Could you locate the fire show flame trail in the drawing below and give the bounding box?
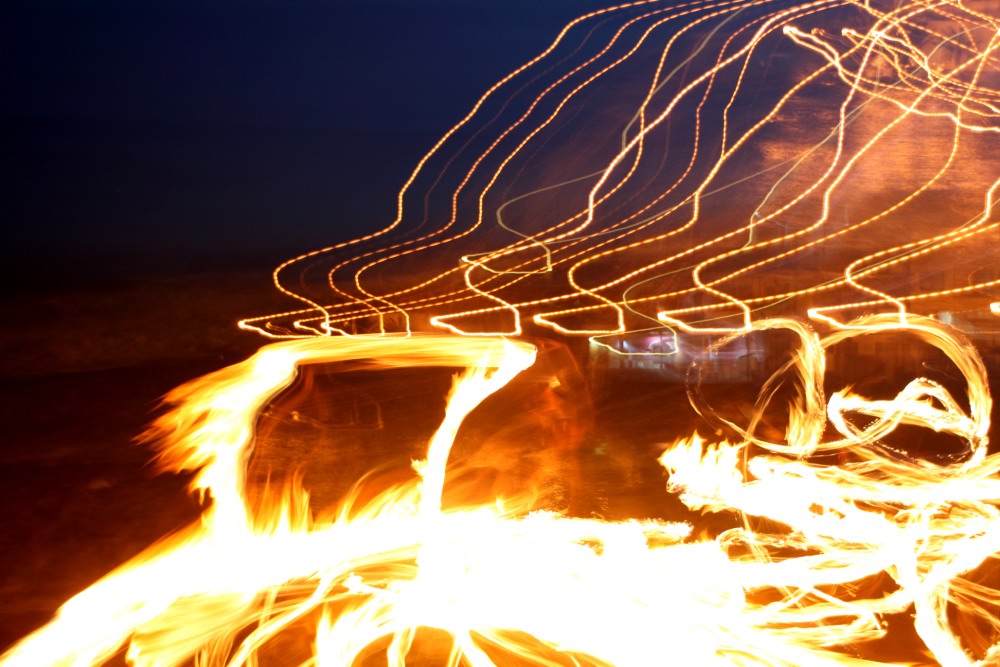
[0,317,993,666]
[236,0,998,339]
[3,0,999,665]
[0,319,993,666]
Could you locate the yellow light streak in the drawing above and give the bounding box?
[7,1,999,664]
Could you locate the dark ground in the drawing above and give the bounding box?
[0,269,279,648]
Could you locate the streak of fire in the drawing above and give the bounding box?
[3,0,1000,664]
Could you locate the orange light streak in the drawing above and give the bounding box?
[5,1,999,665]
[239,0,996,341]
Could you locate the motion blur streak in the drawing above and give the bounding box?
[236,0,997,339]
[2,0,998,665]
[0,316,994,666]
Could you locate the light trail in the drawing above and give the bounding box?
[238,0,997,340]
[3,1,998,665]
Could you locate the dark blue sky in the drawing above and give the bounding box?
[4,0,604,279]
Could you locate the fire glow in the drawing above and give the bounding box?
[3,0,999,665]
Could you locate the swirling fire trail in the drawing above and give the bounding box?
[2,0,998,665]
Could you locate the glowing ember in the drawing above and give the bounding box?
[3,0,997,665]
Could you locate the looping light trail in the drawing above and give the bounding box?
[3,1,998,665]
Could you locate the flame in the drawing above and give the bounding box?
[4,0,998,664]
[0,315,995,666]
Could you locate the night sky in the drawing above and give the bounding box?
[5,0,605,283]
